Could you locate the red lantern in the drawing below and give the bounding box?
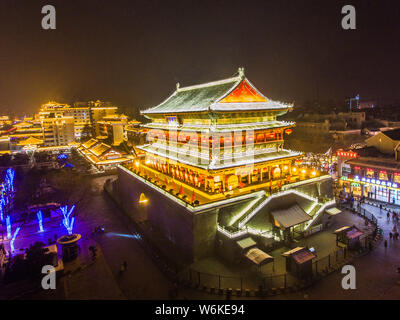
[285,129,292,135]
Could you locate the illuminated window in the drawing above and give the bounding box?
[366,168,374,178]
[272,167,281,179]
[165,116,178,126]
[394,173,400,184]
[379,171,388,181]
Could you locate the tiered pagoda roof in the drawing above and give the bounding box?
[142,69,293,116]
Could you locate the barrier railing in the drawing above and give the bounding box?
[178,248,349,292]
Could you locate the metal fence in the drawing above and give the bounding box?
[179,248,349,292]
[359,207,378,225]
[312,248,347,276]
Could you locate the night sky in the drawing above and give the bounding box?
[0,0,399,115]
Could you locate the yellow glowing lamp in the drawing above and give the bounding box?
[301,169,306,174]
[283,165,288,171]
[135,161,140,168]
[311,170,317,176]
[292,167,297,173]
[139,193,148,205]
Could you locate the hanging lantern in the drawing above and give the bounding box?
[272,167,281,178]
[285,128,293,135]
[246,135,254,142]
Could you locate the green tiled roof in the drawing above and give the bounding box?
[142,77,240,115]
[141,74,293,115]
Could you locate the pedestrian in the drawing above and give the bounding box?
[123,260,127,270]
[120,263,125,274]
[390,232,393,240]
[395,232,399,240]
[387,211,390,219]
[384,239,388,248]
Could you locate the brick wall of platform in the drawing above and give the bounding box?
[116,166,217,263]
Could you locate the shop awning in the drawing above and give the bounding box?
[245,247,274,266]
[334,226,351,233]
[346,228,363,239]
[271,204,312,229]
[334,226,363,239]
[282,247,316,264]
[236,237,257,251]
[326,207,342,216]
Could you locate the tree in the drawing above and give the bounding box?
[25,241,55,279]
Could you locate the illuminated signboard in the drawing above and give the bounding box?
[357,177,398,188]
[342,176,399,188]
[336,151,357,158]
[165,116,178,126]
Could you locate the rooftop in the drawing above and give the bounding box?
[141,68,293,115]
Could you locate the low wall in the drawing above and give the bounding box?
[115,166,217,263]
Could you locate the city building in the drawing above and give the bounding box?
[77,138,133,171]
[97,114,129,145]
[115,68,335,262]
[295,111,366,133]
[0,116,12,128]
[89,101,118,137]
[40,102,91,140]
[338,128,400,204]
[124,120,145,146]
[38,109,75,147]
[7,120,44,151]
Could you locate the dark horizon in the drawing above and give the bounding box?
[0,0,399,116]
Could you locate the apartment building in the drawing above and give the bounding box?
[39,110,75,147]
[97,114,129,145]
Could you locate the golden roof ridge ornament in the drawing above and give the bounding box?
[238,67,245,79]
[176,82,180,91]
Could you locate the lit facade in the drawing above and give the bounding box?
[133,69,315,203]
[97,114,129,145]
[40,102,91,140]
[38,108,75,147]
[339,128,400,204]
[113,69,335,262]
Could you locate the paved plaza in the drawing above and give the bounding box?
[2,176,400,300]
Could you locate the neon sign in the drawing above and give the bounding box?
[336,151,357,158]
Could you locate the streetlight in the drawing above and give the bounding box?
[349,94,360,111]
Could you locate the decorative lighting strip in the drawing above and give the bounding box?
[217,225,247,239]
[118,165,265,213]
[229,196,264,226]
[304,200,336,231]
[341,176,399,189]
[281,175,331,190]
[217,225,279,240]
[238,189,319,229]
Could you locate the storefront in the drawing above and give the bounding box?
[341,176,400,204]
